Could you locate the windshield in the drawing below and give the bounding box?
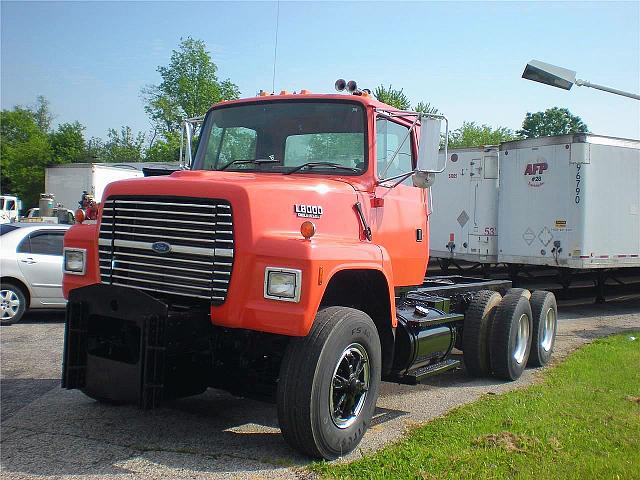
[192,101,366,174]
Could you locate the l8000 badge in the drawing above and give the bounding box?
[294,204,323,219]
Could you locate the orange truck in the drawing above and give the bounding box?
[61,82,558,459]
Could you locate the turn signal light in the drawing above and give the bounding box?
[74,209,85,224]
[300,221,316,240]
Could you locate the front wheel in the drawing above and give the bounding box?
[1,282,27,325]
[277,307,381,459]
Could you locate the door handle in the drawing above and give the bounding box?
[20,258,37,264]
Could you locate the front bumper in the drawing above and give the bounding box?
[62,284,211,408]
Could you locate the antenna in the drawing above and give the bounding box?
[272,1,280,93]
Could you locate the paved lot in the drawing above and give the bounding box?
[1,297,639,480]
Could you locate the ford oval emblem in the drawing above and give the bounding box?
[151,241,171,254]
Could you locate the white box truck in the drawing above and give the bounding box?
[429,146,500,264]
[497,134,640,269]
[45,164,143,211]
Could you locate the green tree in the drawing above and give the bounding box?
[414,101,439,115]
[85,137,105,162]
[517,107,588,138]
[32,95,55,132]
[0,108,52,207]
[374,84,411,110]
[142,37,240,136]
[102,126,146,163]
[144,132,182,163]
[49,122,87,164]
[448,121,517,148]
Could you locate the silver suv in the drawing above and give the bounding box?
[1,223,71,324]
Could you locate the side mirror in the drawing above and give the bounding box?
[416,116,447,173]
[414,115,448,189]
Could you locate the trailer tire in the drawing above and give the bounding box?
[506,288,531,300]
[277,306,381,459]
[527,291,557,367]
[462,290,502,377]
[489,294,533,380]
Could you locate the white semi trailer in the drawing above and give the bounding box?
[45,164,143,210]
[429,134,640,273]
[429,146,500,265]
[497,134,640,269]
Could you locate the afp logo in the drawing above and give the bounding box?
[524,162,548,187]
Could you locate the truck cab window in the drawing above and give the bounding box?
[284,133,364,168]
[204,126,257,169]
[193,101,366,174]
[376,118,414,184]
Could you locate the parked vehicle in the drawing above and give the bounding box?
[45,163,143,211]
[26,207,76,224]
[1,223,71,324]
[61,84,558,459]
[430,146,500,264]
[498,134,640,269]
[0,195,21,224]
[430,135,640,271]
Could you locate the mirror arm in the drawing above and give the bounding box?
[376,170,416,189]
[179,124,185,169]
[432,115,449,174]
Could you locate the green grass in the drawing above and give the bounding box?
[311,333,640,480]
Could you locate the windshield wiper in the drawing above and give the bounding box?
[218,158,279,171]
[284,162,360,175]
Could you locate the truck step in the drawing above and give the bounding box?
[399,358,461,385]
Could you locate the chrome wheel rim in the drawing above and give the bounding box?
[0,290,20,320]
[329,343,370,429]
[540,307,556,352]
[513,313,530,365]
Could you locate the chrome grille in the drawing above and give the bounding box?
[98,197,233,304]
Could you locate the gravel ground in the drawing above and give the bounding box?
[1,297,639,480]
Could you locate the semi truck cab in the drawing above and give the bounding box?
[61,88,558,459]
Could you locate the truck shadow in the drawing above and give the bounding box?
[0,384,407,477]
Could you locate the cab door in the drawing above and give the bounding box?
[16,229,66,306]
[371,116,428,286]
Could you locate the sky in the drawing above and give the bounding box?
[2,1,639,141]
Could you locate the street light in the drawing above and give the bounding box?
[522,59,640,100]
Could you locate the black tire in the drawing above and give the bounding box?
[462,290,502,377]
[527,290,557,367]
[0,282,27,325]
[505,288,531,300]
[277,307,381,459]
[489,293,533,380]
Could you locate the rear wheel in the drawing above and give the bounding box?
[489,293,533,380]
[277,307,381,459]
[527,291,557,367]
[462,290,502,377]
[0,282,27,325]
[505,288,531,300]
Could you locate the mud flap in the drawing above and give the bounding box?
[62,284,169,409]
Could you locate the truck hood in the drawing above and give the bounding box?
[100,170,365,244]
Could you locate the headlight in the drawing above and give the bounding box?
[264,267,302,302]
[64,248,86,275]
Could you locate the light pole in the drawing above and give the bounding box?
[522,60,640,100]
